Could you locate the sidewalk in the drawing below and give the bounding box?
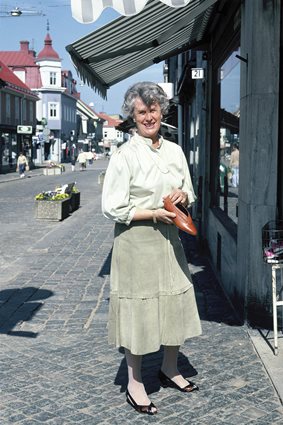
[0,165,283,424]
[0,165,44,183]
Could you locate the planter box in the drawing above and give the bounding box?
[43,167,62,176]
[70,192,80,212]
[35,198,70,221]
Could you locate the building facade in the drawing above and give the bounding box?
[98,112,125,155]
[0,59,38,173]
[167,0,282,326]
[0,33,78,165]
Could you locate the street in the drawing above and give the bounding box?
[0,162,283,424]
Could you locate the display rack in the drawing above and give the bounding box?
[271,264,283,355]
[262,220,283,355]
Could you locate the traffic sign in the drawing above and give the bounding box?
[17,125,33,134]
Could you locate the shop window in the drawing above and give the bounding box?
[22,98,27,122]
[218,49,240,224]
[1,133,17,167]
[29,101,34,121]
[6,94,11,118]
[15,97,20,120]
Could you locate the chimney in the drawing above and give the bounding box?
[20,41,29,52]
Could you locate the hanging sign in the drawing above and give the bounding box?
[17,125,33,134]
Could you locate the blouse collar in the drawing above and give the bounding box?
[132,133,164,150]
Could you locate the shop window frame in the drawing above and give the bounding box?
[209,7,241,233]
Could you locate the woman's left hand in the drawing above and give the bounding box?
[167,189,188,206]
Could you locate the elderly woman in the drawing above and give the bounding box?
[102,82,201,415]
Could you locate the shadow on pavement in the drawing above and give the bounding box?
[98,250,112,277]
[179,231,242,327]
[0,287,53,338]
[114,347,198,395]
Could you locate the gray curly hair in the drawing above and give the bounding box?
[122,81,169,118]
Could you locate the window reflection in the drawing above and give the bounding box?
[1,133,17,167]
[219,49,240,224]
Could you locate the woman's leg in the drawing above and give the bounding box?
[235,167,239,187]
[232,168,238,187]
[161,345,191,388]
[125,348,156,409]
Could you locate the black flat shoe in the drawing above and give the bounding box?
[126,389,157,415]
[158,370,199,393]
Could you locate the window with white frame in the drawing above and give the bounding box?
[49,102,58,119]
[50,72,57,85]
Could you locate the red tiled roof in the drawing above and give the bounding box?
[98,112,123,127]
[0,43,42,89]
[0,59,38,98]
[37,33,60,60]
[0,51,36,66]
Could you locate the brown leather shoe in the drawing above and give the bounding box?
[163,196,197,236]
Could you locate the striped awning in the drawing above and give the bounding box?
[72,0,197,24]
[67,0,218,98]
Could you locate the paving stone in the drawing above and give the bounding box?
[0,164,282,424]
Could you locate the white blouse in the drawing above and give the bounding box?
[102,134,196,225]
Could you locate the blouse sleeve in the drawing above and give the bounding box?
[101,149,136,225]
[180,150,197,205]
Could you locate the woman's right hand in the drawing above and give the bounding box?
[155,208,176,224]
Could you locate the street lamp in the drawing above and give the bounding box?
[10,7,22,16]
[0,7,44,17]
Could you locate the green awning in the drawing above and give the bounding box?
[66,0,218,98]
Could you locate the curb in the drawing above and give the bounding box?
[0,171,43,184]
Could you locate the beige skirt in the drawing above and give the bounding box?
[108,221,202,355]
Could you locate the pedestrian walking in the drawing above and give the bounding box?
[102,81,202,415]
[86,151,94,165]
[16,152,29,178]
[230,143,239,187]
[77,150,87,171]
[71,156,76,172]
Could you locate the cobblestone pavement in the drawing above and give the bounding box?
[0,163,283,424]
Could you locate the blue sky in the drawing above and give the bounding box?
[0,0,163,115]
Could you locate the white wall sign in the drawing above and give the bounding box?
[17,125,32,134]
[191,68,204,79]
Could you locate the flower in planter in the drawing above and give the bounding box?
[71,185,79,193]
[35,191,70,201]
[47,161,65,172]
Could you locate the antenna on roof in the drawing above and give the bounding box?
[47,19,50,32]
